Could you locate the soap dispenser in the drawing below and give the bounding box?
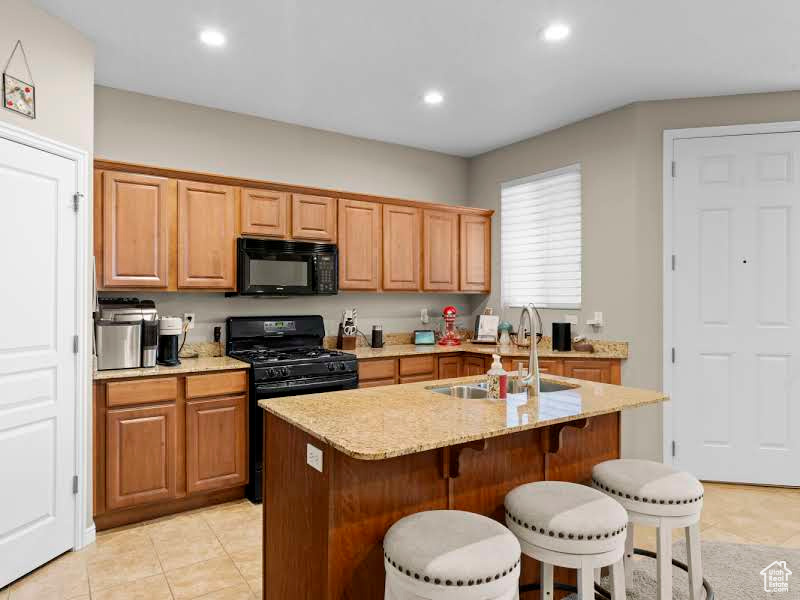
[487,354,508,399]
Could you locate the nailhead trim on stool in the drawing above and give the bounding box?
[591,478,704,505]
[504,509,627,542]
[383,550,521,587]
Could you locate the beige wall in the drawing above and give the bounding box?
[94,86,477,339]
[0,0,94,151]
[468,91,800,461]
[95,86,467,204]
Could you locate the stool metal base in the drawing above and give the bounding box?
[519,548,715,600]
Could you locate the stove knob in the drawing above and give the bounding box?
[337,362,346,371]
[280,367,289,377]
[266,368,277,378]
[327,362,336,371]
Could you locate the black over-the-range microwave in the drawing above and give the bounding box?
[230,237,338,296]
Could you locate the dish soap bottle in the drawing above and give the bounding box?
[486,354,508,400]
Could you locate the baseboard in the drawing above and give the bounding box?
[82,523,96,548]
[94,486,246,531]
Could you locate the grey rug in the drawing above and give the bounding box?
[564,541,800,599]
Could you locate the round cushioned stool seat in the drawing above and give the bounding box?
[592,459,704,517]
[505,481,628,555]
[383,510,521,591]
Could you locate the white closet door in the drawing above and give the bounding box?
[673,132,800,485]
[0,136,77,586]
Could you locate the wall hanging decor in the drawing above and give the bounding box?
[3,40,35,119]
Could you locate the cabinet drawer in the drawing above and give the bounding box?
[398,355,436,377]
[538,359,564,376]
[186,371,248,399]
[399,374,436,384]
[106,377,178,408]
[359,359,397,382]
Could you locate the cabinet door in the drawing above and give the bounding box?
[186,395,248,494]
[459,214,491,292]
[538,359,564,376]
[106,404,177,511]
[463,356,486,377]
[338,199,381,290]
[398,355,437,381]
[562,359,612,383]
[177,180,236,289]
[292,194,337,241]
[438,356,461,379]
[241,188,289,238]
[102,171,170,288]
[422,210,459,291]
[383,204,421,291]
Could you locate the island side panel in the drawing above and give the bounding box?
[264,412,331,600]
[450,428,546,588]
[544,412,621,482]
[328,447,449,599]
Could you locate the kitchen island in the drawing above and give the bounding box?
[259,374,667,599]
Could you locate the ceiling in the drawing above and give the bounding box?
[34,0,800,156]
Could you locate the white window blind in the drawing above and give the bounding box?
[501,164,582,309]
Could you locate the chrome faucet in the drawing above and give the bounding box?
[518,303,541,396]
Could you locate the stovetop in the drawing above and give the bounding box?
[229,345,355,366]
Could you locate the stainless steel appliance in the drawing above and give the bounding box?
[226,315,357,502]
[141,320,158,367]
[232,238,338,296]
[94,298,157,370]
[157,316,183,366]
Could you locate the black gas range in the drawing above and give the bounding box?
[226,315,358,502]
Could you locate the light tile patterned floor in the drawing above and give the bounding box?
[1,483,798,599]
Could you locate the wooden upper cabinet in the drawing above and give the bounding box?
[177,180,236,289]
[241,188,289,238]
[382,205,421,291]
[459,214,491,292]
[338,199,381,290]
[422,210,459,291]
[291,194,337,241]
[106,403,177,511]
[101,171,170,288]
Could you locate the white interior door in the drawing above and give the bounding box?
[0,136,78,586]
[673,132,800,485]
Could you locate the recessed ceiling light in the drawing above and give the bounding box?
[542,23,570,42]
[200,29,226,47]
[423,90,444,105]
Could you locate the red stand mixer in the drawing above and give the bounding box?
[437,305,462,346]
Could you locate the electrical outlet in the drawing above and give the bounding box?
[183,313,195,330]
[563,314,578,326]
[307,443,323,472]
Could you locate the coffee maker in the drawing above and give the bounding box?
[157,316,183,366]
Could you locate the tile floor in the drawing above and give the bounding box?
[1,483,798,599]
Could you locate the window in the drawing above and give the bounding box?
[501,164,582,309]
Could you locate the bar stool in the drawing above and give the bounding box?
[592,459,705,600]
[383,510,522,600]
[505,481,628,600]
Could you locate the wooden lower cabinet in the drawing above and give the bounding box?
[562,359,619,384]
[106,403,177,511]
[462,355,487,377]
[186,395,247,494]
[359,354,622,388]
[437,355,461,379]
[94,369,249,529]
[398,355,437,383]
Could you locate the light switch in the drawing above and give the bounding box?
[307,443,323,472]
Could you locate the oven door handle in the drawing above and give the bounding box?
[256,375,357,395]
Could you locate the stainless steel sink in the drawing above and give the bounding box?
[427,379,576,398]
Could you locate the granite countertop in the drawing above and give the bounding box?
[93,356,249,380]
[259,374,666,460]
[352,340,628,361]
